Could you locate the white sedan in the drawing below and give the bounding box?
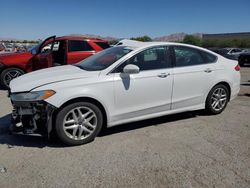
[9,42,240,145]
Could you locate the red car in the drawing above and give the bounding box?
[0,35,110,88]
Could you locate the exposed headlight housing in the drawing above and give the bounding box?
[10,90,56,102]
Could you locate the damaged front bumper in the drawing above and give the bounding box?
[10,98,57,137]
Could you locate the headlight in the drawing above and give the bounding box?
[10,90,56,101]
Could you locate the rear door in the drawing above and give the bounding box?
[67,40,95,64]
[171,46,218,109]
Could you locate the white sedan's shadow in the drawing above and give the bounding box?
[0,111,204,148]
[0,114,56,148]
[0,86,7,91]
[99,112,198,137]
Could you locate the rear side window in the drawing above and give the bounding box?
[174,46,216,67]
[95,42,110,49]
[68,40,94,52]
[200,51,217,63]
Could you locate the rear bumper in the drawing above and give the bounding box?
[230,72,240,101]
[10,100,56,137]
[231,85,240,100]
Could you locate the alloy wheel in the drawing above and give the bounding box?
[210,87,227,111]
[62,106,98,140]
[4,69,23,85]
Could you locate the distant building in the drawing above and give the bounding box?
[202,32,250,40]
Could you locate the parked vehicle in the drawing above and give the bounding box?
[210,48,239,60]
[9,42,240,145]
[0,43,5,51]
[226,48,244,56]
[238,51,250,66]
[114,39,144,46]
[0,35,110,89]
[210,48,250,66]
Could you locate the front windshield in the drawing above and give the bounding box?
[76,46,133,71]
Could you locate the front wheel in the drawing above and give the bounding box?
[205,84,230,114]
[55,102,103,146]
[0,68,25,89]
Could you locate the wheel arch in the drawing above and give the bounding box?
[0,65,27,88]
[0,65,27,74]
[210,81,231,101]
[52,97,108,130]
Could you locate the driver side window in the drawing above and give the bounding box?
[41,43,52,53]
[115,46,171,72]
[41,41,60,53]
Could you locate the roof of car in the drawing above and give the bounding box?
[55,35,107,42]
[116,39,220,57]
[224,48,242,50]
[115,39,193,48]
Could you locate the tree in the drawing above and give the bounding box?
[183,35,202,46]
[202,38,250,48]
[108,40,119,45]
[130,35,152,42]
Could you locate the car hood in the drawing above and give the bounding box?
[0,52,32,62]
[0,52,33,66]
[10,65,100,93]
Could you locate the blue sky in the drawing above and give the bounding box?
[0,0,250,40]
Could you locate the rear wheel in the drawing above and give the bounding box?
[0,67,25,89]
[205,84,229,114]
[55,102,103,146]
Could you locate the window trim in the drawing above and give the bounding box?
[172,45,218,68]
[108,45,174,74]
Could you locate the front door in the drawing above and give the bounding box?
[33,50,52,71]
[112,46,173,123]
[32,37,55,71]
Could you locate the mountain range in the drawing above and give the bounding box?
[0,33,203,42]
[69,33,203,42]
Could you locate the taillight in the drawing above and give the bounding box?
[235,64,240,71]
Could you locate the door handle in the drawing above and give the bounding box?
[204,68,212,73]
[157,73,170,78]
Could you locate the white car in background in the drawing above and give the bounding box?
[114,39,144,47]
[9,42,240,145]
[226,48,244,55]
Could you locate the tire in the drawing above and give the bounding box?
[55,102,103,146]
[205,84,229,115]
[0,67,25,89]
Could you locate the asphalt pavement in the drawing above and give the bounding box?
[0,67,250,188]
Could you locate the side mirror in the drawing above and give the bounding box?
[123,64,140,74]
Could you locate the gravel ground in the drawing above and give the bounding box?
[0,67,250,188]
